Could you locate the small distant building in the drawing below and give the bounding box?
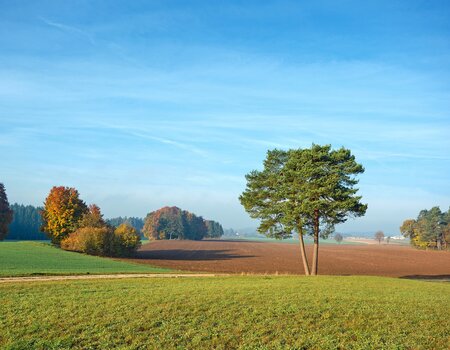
[391,235,405,240]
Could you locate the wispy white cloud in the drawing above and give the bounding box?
[39,17,96,45]
[131,132,210,158]
[91,123,211,158]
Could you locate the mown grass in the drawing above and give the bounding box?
[1,276,448,349]
[0,241,171,276]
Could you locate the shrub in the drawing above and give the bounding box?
[114,223,141,257]
[61,224,141,257]
[61,226,114,256]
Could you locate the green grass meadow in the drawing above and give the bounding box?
[1,276,449,349]
[0,241,170,276]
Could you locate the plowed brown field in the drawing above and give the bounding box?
[131,239,450,278]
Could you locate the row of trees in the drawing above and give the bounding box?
[0,184,224,245]
[0,202,145,242]
[400,207,450,250]
[142,206,223,240]
[41,186,141,257]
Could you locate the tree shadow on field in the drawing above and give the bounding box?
[399,275,450,282]
[136,249,256,261]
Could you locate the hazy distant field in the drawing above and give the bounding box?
[1,276,448,349]
[0,241,171,276]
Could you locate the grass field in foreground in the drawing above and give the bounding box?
[0,241,171,276]
[1,276,448,349]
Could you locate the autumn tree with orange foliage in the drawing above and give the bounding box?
[61,226,112,256]
[143,206,184,239]
[41,186,88,245]
[79,204,106,228]
[61,204,141,257]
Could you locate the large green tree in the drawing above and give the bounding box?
[0,183,14,240]
[240,144,367,275]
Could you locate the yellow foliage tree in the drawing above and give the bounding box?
[114,223,141,256]
[41,186,88,245]
[61,226,114,256]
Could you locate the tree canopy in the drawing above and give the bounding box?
[0,183,13,240]
[114,223,141,256]
[40,186,88,245]
[205,220,225,238]
[400,206,449,250]
[142,206,223,240]
[239,144,367,275]
[79,204,107,228]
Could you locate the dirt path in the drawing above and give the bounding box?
[0,273,221,284]
[130,239,450,278]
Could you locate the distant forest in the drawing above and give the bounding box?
[7,205,147,240]
[8,204,46,240]
[106,217,145,237]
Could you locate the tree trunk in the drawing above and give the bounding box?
[311,210,319,276]
[297,226,310,276]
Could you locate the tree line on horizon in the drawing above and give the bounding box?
[7,203,46,240]
[0,204,147,241]
[0,204,223,242]
[0,183,223,257]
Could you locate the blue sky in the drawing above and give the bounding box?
[1,0,449,234]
